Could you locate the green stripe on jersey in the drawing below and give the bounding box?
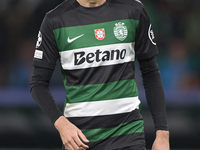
[82,120,144,142]
[53,19,139,51]
[65,79,138,103]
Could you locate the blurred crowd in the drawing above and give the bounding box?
[0,0,63,88]
[145,0,200,90]
[0,0,200,90]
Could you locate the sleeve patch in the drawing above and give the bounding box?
[36,31,42,48]
[148,24,157,46]
[34,50,43,59]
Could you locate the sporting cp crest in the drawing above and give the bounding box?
[114,22,128,41]
[95,28,105,40]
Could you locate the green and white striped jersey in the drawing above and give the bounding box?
[33,0,158,149]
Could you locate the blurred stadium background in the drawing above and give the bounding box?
[0,0,200,149]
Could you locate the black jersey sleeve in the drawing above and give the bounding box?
[138,56,169,131]
[135,4,169,131]
[33,14,59,69]
[30,66,63,124]
[31,14,62,124]
[135,5,158,60]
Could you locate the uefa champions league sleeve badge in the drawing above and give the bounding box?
[36,31,42,48]
[148,24,156,45]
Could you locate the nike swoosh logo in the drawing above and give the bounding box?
[67,34,84,43]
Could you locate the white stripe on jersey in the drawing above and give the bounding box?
[59,42,135,70]
[64,96,140,117]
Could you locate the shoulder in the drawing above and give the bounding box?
[107,0,145,18]
[108,0,143,9]
[45,0,78,20]
[107,0,145,20]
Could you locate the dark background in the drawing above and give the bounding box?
[0,0,200,149]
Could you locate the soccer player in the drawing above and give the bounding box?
[30,0,170,150]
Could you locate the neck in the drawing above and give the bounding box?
[77,0,106,7]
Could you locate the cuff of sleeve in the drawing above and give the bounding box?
[51,111,63,124]
[155,125,169,131]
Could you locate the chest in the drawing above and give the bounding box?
[53,19,138,52]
